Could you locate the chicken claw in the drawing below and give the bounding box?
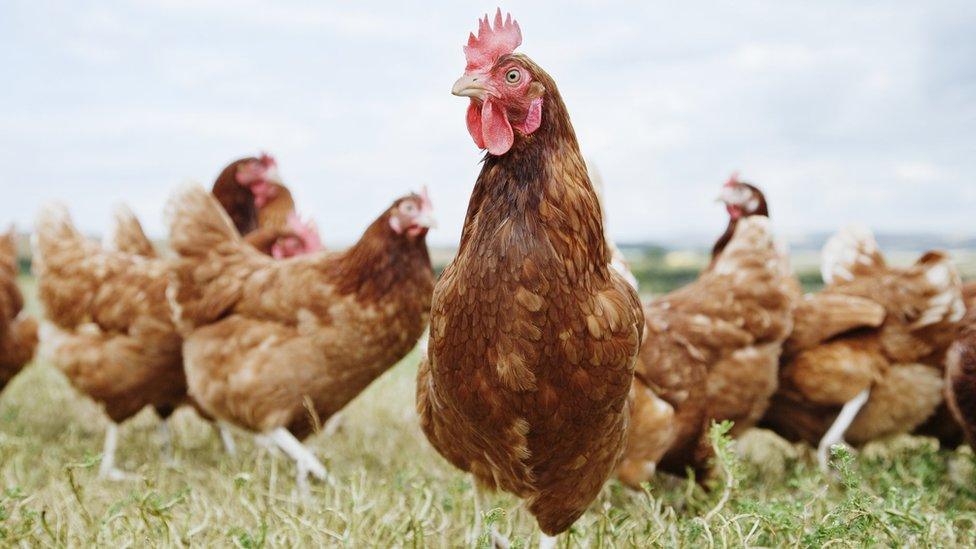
[268,427,327,495]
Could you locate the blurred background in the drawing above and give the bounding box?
[2,1,974,290]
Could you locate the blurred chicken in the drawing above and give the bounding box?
[104,205,157,258]
[211,154,323,258]
[618,176,796,487]
[102,205,241,453]
[710,174,768,264]
[33,205,187,479]
[0,227,37,393]
[946,308,976,450]
[167,185,434,491]
[763,225,965,471]
[417,12,643,548]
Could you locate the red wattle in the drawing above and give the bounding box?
[466,100,485,149]
[481,98,514,155]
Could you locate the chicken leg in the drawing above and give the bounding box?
[157,421,176,466]
[217,421,237,456]
[539,533,558,549]
[99,424,138,481]
[818,388,870,472]
[267,427,327,496]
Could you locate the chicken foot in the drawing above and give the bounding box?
[817,388,870,473]
[267,427,327,496]
[99,423,139,481]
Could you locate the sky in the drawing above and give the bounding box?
[1,1,974,247]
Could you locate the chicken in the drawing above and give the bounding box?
[416,11,643,547]
[946,308,976,450]
[101,204,243,453]
[763,225,966,470]
[33,205,187,479]
[710,173,769,265]
[166,185,435,491]
[617,177,796,487]
[211,154,323,259]
[0,227,37,393]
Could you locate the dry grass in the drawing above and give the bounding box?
[1,277,975,547]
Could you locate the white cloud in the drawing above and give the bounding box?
[0,1,973,246]
[894,162,944,183]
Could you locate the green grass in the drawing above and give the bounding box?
[2,280,975,547]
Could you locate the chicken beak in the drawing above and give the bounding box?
[264,165,284,185]
[452,74,489,100]
[415,212,438,230]
[716,186,734,204]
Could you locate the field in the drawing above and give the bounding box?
[2,275,976,547]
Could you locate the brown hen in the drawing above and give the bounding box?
[166,185,434,491]
[618,178,796,487]
[763,225,966,470]
[416,11,643,546]
[33,205,187,479]
[211,154,322,258]
[0,227,37,393]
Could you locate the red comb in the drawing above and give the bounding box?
[287,213,323,253]
[724,172,741,187]
[258,152,277,168]
[419,185,433,212]
[464,8,522,71]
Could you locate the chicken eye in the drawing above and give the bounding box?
[505,69,521,84]
[402,203,417,214]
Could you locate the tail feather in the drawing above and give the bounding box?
[106,204,156,258]
[908,251,965,329]
[821,224,886,285]
[165,184,260,330]
[786,293,886,353]
[32,203,88,273]
[0,226,16,271]
[166,184,242,259]
[32,204,108,327]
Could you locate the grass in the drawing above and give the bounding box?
[2,279,976,547]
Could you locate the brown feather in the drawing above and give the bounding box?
[0,228,37,391]
[107,205,157,258]
[32,206,186,422]
[946,324,976,449]
[621,215,796,484]
[417,55,643,536]
[764,233,965,446]
[168,186,433,439]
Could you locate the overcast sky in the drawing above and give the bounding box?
[2,1,974,246]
